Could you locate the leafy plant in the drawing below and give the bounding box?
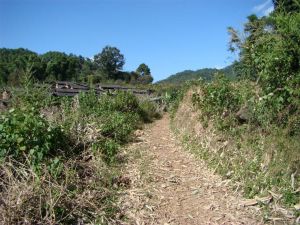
[0,108,66,169]
[100,111,139,143]
[139,100,161,122]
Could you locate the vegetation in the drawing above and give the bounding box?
[169,0,300,220]
[136,63,154,84]
[1,0,299,222]
[273,0,300,13]
[157,64,237,85]
[0,71,160,224]
[0,46,154,86]
[94,46,125,80]
[0,107,66,169]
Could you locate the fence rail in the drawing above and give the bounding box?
[1,82,158,104]
[51,82,153,97]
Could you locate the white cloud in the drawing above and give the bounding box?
[263,6,274,16]
[253,0,272,14]
[214,65,224,70]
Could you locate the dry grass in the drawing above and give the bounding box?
[0,151,119,225]
[0,90,162,224]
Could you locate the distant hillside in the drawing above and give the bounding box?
[157,64,237,84]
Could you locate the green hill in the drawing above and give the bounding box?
[157,64,237,84]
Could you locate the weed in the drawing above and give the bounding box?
[0,77,161,223]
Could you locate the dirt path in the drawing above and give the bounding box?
[119,115,262,225]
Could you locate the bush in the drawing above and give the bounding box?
[93,139,120,163]
[0,67,161,223]
[100,111,139,143]
[139,100,161,122]
[112,91,140,113]
[229,11,300,129]
[0,108,66,169]
[0,86,161,223]
[191,74,241,130]
[164,86,186,119]
[57,91,159,162]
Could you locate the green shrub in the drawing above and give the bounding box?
[165,87,186,119]
[93,139,120,163]
[77,90,99,115]
[112,91,140,113]
[191,74,241,129]
[100,111,139,143]
[92,91,140,114]
[57,91,159,162]
[0,71,160,223]
[139,100,161,122]
[229,11,300,129]
[0,108,66,169]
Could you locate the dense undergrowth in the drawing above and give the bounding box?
[168,6,300,222]
[0,74,161,224]
[169,76,299,221]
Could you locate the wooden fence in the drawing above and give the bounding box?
[51,82,154,97]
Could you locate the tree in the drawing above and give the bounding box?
[0,48,46,85]
[228,1,300,112]
[228,15,268,80]
[136,63,151,76]
[42,52,69,80]
[27,54,45,81]
[135,63,153,84]
[273,0,300,13]
[41,51,86,81]
[93,46,125,79]
[137,74,153,84]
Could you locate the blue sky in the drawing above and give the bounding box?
[0,0,273,81]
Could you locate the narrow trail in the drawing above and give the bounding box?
[119,115,262,225]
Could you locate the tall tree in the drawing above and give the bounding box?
[136,63,153,84]
[42,52,70,81]
[229,1,300,97]
[0,48,45,85]
[273,0,300,13]
[93,46,125,79]
[136,63,151,76]
[228,15,267,80]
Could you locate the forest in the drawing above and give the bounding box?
[0,46,154,86]
[157,64,237,84]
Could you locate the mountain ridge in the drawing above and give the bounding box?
[157,64,236,84]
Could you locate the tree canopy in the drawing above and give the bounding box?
[93,46,125,79]
[135,63,153,84]
[273,0,300,13]
[136,63,151,76]
[156,66,237,85]
[227,0,300,113]
[0,47,153,86]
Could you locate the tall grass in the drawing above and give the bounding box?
[169,76,299,220]
[0,73,161,224]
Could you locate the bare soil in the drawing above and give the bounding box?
[119,115,262,225]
